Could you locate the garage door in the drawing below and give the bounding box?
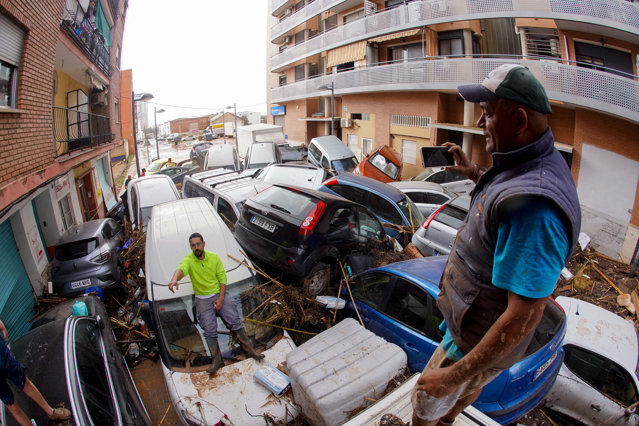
[0,221,35,341]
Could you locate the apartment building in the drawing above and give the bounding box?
[267,0,639,264]
[0,0,126,337]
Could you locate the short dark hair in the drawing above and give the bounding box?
[189,232,204,243]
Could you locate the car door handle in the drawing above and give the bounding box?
[404,342,420,352]
[591,404,601,412]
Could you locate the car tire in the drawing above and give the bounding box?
[301,262,330,296]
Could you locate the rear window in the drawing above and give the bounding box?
[369,152,400,180]
[251,186,318,218]
[55,238,98,260]
[331,157,358,173]
[435,204,467,229]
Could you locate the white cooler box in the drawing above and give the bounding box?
[286,318,407,426]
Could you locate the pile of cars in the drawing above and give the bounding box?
[40,136,637,426]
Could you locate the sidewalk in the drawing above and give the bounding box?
[112,158,138,197]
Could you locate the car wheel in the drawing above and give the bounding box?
[301,262,330,296]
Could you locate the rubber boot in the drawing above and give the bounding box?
[206,337,224,375]
[234,328,265,360]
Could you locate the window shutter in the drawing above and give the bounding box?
[0,13,25,66]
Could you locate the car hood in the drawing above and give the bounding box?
[161,335,299,425]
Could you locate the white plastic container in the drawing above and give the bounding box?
[286,318,407,426]
[254,364,291,396]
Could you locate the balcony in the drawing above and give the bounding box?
[271,0,351,42]
[271,58,639,124]
[272,0,293,16]
[53,106,114,157]
[60,4,112,76]
[270,0,639,72]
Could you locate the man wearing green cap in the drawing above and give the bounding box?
[406,64,582,425]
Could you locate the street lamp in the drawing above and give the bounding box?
[318,82,334,135]
[132,91,154,176]
[226,103,238,154]
[154,107,165,160]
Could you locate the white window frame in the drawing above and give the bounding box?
[402,139,417,165]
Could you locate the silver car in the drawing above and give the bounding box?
[411,195,471,256]
[389,181,455,217]
[409,166,477,195]
[51,218,123,297]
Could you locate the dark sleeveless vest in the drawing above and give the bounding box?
[437,129,581,369]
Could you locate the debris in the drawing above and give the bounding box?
[617,294,635,314]
[590,260,623,295]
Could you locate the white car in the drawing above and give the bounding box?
[543,296,639,425]
[127,175,180,230]
[409,166,477,195]
[389,181,455,217]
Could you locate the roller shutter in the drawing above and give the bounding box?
[0,12,25,66]
[0,221,35,341]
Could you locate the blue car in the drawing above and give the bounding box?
[343,256,567,424]
[318,173,424,245]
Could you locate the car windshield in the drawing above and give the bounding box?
[152,276,278,370]
[55,238,98,260]
[435,204,468,229]
[398,196,425,229]
[369,152,400,179]
[147,162,164,173]
[331,157,358,173]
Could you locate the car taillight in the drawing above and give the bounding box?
[422,204,446,229]
[299,201,326,236]
[91,251,111,264]
[323,178,338,186]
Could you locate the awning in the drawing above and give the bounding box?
[327,41,367,68]
[369,29,422,43]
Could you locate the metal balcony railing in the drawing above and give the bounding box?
[270,0,639,72]
[60,3,112,76]
[271,0,347,41]
[53,106,114,157]
[272,0,291,16]
[271,57,639,124]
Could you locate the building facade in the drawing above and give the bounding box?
[267,0,639,263]
[0,0,126,337]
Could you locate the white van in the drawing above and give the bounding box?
[203,143,241,171]
[307,135,359,173]
[126,174,180,230]
[144,198,297,425]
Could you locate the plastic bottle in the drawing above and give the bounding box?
[413,387,464,421]
[72,300,88,316]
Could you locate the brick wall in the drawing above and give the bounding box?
[0,0,65,188]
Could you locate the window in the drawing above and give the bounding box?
[328,207,357,240]
[369,152,400,180]
[115,45,121,67]
[336,62,355,72]
[347,134,358,155]
[390,42,424,62]
[295,64,305,82]
[114,97,120,123]
[351,272,391,309]
[330,185,366,205]
[58,193,75,230]
[523,28,560,59]
[384,279,443,341]
[438,30,464,57]
[217,197,237,226]
[322,14,337,32]
[367,193,402,224]
[406,191,449,206]
[294,30,305,46]
[308,63,319,78]
[564,345,639,407]
[362,138,373,157]
[279,74,287,86]
[402,139,417,165]
[351,113,370,120]
[0,12,24,109]
[344,9,365,24]
[357,210,385,241]
[74,319,117,424]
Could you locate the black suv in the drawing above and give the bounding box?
[234,184,390,295]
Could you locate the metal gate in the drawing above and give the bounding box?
[0,221,35,341]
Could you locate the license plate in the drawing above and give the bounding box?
[534,350,558,381]
[70,278,92,289]
[251,215,276,233]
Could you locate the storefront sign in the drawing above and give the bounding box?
[54,176,70,196]
[271,105,286,116]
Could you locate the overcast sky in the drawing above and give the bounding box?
[121,0,268,123]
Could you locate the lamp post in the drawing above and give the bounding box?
[318,82,334,135]
[154,107,165,160]
[132,91,154,176]
[226,103,238,154]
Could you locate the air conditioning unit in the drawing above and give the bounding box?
[284,35,292,44]
[89,91,108,106]
[340,118,352,128]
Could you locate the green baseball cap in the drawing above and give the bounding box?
[458,64,552,114]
